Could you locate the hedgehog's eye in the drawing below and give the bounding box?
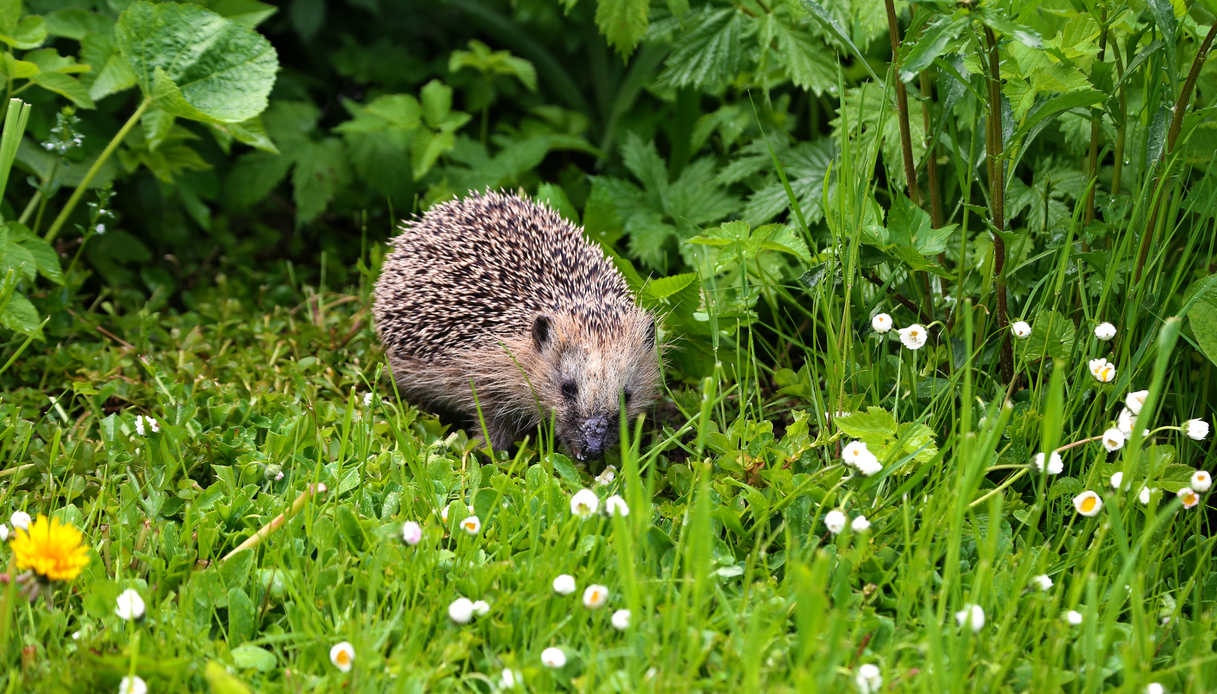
[561,381,578,401]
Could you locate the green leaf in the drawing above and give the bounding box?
[30,72,94,108]
[1018,309,1076,361]
[45,8,109,39]
[657,7,748,91]
[881,193,955,272]
[224,151,292,210]
[620,131,668,193]
[643,273,696,300]
[419,79,453,129]
[88,54,138,101]
[900,13,968,81]
[798,0,879,81]
[230,644,276,672]
[0,283,41,337]
[291,138,348,224]
[116,1,278,123]
[211,115,277,153]
[744,138,835,226]
[335,94,421,135]
[200,0,278,28]
[1,54,38,80]
[226,587,255,642]
[770,13,837,95]
[7,223,62,284]
[0,15,47,50]
[1185,274,1217,367]
[835,407,898,439]
[411,129,454,179]
[976,10,1042,48]
[595,0,648,57]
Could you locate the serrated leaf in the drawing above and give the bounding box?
[7,224,62,284]
[420,79,453,129]
[643,273,696,300]
[770,13,836,95]
[411,129,454,179]
[211,115,277,152]
[744,138,836,226]
[900,13,968,81]
[224,151,292,210]
[117,0,277,123]
[595,0,648,57]
[657,7,747,91]
[88,54,137,100]
[620,131,668,193]
[201,0,277,28]
[0,288,41,337]
[799,0,878,81]
[1185,274,1217,367]
[835,407,898,438]
[1019,309,1075,361]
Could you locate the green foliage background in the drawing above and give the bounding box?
[1,0,1216,691]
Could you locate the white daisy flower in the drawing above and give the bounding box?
[401,521,422,546]
[1139,487,1153,505]
[540,647,566,668]
[594,465,617,486]
[1073,490,1103,517]
[570,489,599,518]
[115,589,145,621]
[1110,472,1124,490]
[471,599,490,617]
[1031,574,1053,591]
[134,415,145,437]
[500,669,522,688]
[842,440,870,466]
[1064,610,1083,625]
[10,511,30,530]
[1094,322,1117,340]
[1011,321,1031,338]
[118,676,148,694]
[1190,470,1211,493]
[611,608,631,631]
[329,641,355,672]
[552,574,576,596]
[824,510,847,535]
[1146,683,1165,694]
[1033,451,1063,475]
[855,663,882,694]
[855,453,882,477]
[1125,390,1148,415]
[0,524,8,542]
[460,515,481,535]
[1116,408,1135,437]
[1184,419,1210,441]
[582,584,609,609]
[871,313,893,334]
[362,392,374,407]
[604,495,629,517]
[898,324,928,350]
[448,597,475,624]
[955,603,985,632]
[1102,428,1125,452]
[1088,358,1116,383]
[1177,488,1200,510]
[851,515,871,532]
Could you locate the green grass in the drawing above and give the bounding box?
[1,219,1214,692]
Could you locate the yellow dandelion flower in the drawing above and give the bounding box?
[10,515,90,581]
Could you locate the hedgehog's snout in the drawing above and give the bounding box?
[572,414,613,461]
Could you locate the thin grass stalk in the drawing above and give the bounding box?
[1134,22,1217,282]
[1083,9,1109,226]
[983,26,1014,383]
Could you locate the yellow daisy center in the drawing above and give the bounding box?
[10,515,90,582]
[1079,497,1097,513]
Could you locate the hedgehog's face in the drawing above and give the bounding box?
[531,311,660,461]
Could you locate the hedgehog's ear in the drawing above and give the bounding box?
[532,314,552,352]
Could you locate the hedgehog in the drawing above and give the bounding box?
[372,191,661,461]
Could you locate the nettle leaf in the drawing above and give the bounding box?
[656,7,750,92]
[448,40,537,91]
[1018,309,1075,361]
[876,193,955,273]
[767,12,836,95]
[831,82,926,191]
[116,1,277,123]
[620,131,668,195]
[595,0,648,57]
[900,13,968,81]
[835,407,897,439]
[224,151,292,210]
[1185,274,1217,368]
[744,138,836,227]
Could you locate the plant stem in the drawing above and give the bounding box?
[883,0,922,207]
[983,27,1014,384]
[1134,22,1217,283]
[44,96,151,244]
[1083,9,1108,226]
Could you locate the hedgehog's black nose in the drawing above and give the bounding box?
[579,415,610,459]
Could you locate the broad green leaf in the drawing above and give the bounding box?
[835,407,898,439]
[201,0,277,27]
[620,131,668,194]
[227,587,255,642]
[0,288,40,337]
[211,115,277,153]
[0,15,47,50]
[7,223,62,284]
[977,10,1042,48]
[116,1,277,123]
[643,273,696,300]
[420,79,453,129]
[291,138,348,224]
[30,72,94,108]
[224,152,291,210]
[798,0,879,81]
[411,129,454,179]
[45,8,111,39]
[88,54,137,101]
[334,94,421,135]
[1185,274,1217,367]
[230,644,276,672]
[0,54,37,80]
[596,0,648,57]
[770,13,836,95]
[1019,309,1076,361]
